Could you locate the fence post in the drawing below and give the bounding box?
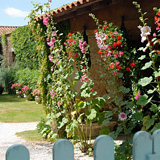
[133,131,152,160]
[6,144,29,160]
[53,139,74,160]
[94,135,114,160]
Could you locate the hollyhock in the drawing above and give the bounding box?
[52,31,56,36]
[46,38,49,41]
[51,97,54,99]
[51,66,53,71]
[90,88,94,92]
[119,51,124,55]
[135,92,140,100]
[130,62,135,67]
[57,102,60,107]
[117,35,121,40]
[118,112,127,121]
[112,42,117,48]
[68,32,72,37]
[43,17,49,26]
[116,65,121,69]
[126,67,131,71]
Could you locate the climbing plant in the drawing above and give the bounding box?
[11,25,39,69]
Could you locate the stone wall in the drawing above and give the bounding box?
[2,34,15,67]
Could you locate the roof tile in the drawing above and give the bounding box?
[0,26,19,36]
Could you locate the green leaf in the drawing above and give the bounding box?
[151,123,160,133]
[138,55,146,60]
[147,88,157,94]
[141,61,152,70]
[78,101,87,108]
[138,76,153,86]
[132,112,143,121]
[154,71,160,77]
[150,104,158,112]
[87,109,97,120]
[99,126,110,135]
[136,94,148,106]
[119,86,130,94]
[144,117,154,130]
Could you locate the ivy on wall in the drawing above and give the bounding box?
[11,25,39,69]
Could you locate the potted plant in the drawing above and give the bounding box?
[11,83,22,97]
[21,86,32,100]
[31,88,41,104]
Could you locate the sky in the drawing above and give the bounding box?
[0,0,74,26]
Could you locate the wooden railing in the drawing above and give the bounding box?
[5,129,160,160]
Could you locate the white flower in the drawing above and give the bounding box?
[118,112,127,121]
[141,26,151,36]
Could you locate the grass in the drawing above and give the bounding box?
[0,94,45,122]
[16,130,45,142]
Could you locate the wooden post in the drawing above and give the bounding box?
[6,144,29,160]
[94,135,114,160]
[53,139,74,160]
[133,131,152,160]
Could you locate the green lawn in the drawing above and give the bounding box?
[0,94,45,122]
[16,130,45,142]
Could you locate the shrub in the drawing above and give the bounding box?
[14,68,40,90]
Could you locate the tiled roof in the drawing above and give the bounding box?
[0,26,19,36]
[35,0,98,21]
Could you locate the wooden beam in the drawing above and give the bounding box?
[53,0,121,23]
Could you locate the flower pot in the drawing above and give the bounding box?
[79,121,117,138]
[35,95,41,104]
[16,90,21,98]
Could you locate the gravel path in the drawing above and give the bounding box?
[0,122,93,160]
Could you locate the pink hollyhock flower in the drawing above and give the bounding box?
[48,55,52,62]
[153,33,157,37]
[43,17,49,26]
[84,77,89,82]
[83,66,86,69]
[52,31,56,36]
[46,38,49,41]
[79,44,83,49]
[50,90,55,95]
[83,41,87,45]
[51,97,54,99]
[50,0,52,2]
[51,38,55,43]
[115,61,119,66]
[135,92,140,100]
[57,102,60,107]
[119,51,124,55]
[73,40,76,44]
[90,88,94,92]
[51,66,53,71]
[81,48,86,53]
[118,112,127,121]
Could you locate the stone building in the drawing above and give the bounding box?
[0,26,19,67]
[35,0,160,99]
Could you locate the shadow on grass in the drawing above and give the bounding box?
[0,94,25,103]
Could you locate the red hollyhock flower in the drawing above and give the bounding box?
[117,41,122,45]
[116,65,121,69]
[75,53,78,58]
[158,51,160,55]
[98,50,102,55]
[112,42,117,48]
[103,25,107,30]
[130,62,135,67]
[68,32,71,37]
[117,35,121,40]
[158,76,160,81]
[94,30,98,33]
[112,35,115,38]
[157,12,160,16]
[126,67,131,71]
[110,63,114,69]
